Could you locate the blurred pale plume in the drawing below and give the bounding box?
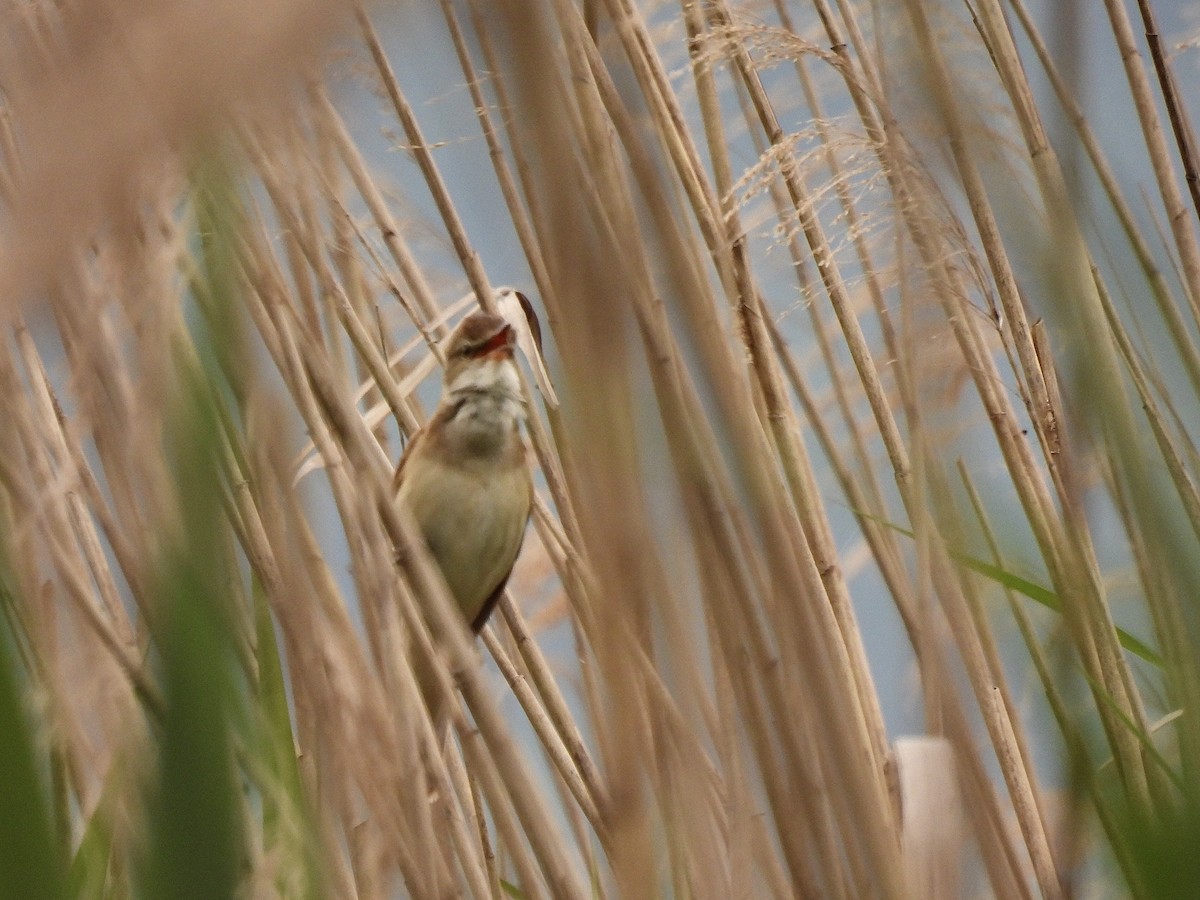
[0,0,348,308]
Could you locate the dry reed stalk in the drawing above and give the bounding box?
[489,5,907,897]
[1005,0,1200,401]
[1099,0,1200,320]
[682,0,890,780]
[354,3,494,310]
[963,0,1182,804]
[801,1,1147,888]
[1136,0,1200,227]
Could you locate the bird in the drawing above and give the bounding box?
[392,309,534,635]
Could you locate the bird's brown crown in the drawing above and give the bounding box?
[442,311,514,389]
[447,312,511,357]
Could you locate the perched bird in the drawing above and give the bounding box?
[393,310,533,634]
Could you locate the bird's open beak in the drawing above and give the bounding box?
[476,323,516,358]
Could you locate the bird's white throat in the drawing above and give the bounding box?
[443,358,524,457]
[447,356,522,399]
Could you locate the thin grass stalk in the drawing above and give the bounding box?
[0,99,17,200]
[497,595,606,813]
[734,65,892,521]
[494,7,844,892]
[310,87,443,330]
[893,511,1031,898]
[597,0,731,280]
[426,742,496,896]
[704,617,797,898]
[696,539,829,896]
[652,675,742,895]
[628,107,892,900]
[480,627,600,827]
[893,0,1059,496]
[559,0,744,410]
[691,424,859,897]
[957,464,1141,887]
[48,301,152,618]
[34,333,159,628]
[275,153,326,349]
[238,452,345,889]
[828,0,1156,818]
[933,705,1036,900]
[437,0,551,304]
[1001,0,1200,400]
[696,21,1032,883]
[1138,0,1200,228]
[460,730,555,900]
[952,482,1057,843]
[1148,21,1189,162]
[1098,0,1200,320]
[825,0,886,102]
[633,650,735,897]
[279,122,360,383]
[288,519,410,894]
[461,0,550,306]
[811,5,1137,888]
[243,237,393,675]
[765,313,919,638]
[684,385,882,894]
[245,287,454,896]
[815,0,1068,572]
[286,502,450,887]
[681,0,889,774]
[321,112,379,384]
[354,3,493,310]
[926,492,1063,896]
[965,0,1183,804]
[508,3,907,892]
[1105,466,1200,789]
[772,0,901,368]
[15,327,136,643]
[456,756,503,900]
[241,248,470,897]
[0,419,160,721]
[704,0,914,511]
[1092,270,1200,556]
[807,0,912,266]
[578,19,902,883]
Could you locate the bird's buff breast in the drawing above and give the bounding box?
[396,455,531,622]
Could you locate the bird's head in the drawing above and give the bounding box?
[442,311,519,396]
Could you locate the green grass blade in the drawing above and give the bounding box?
[139,148,250,900]
[139,420,245,900]
[0,577,66,900]
[863,514,1163,667]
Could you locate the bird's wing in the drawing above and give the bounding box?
[469,470,533,634]
[391,426,426,493]
[471,577,511,634]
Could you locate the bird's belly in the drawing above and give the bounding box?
[398,459,530,623]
